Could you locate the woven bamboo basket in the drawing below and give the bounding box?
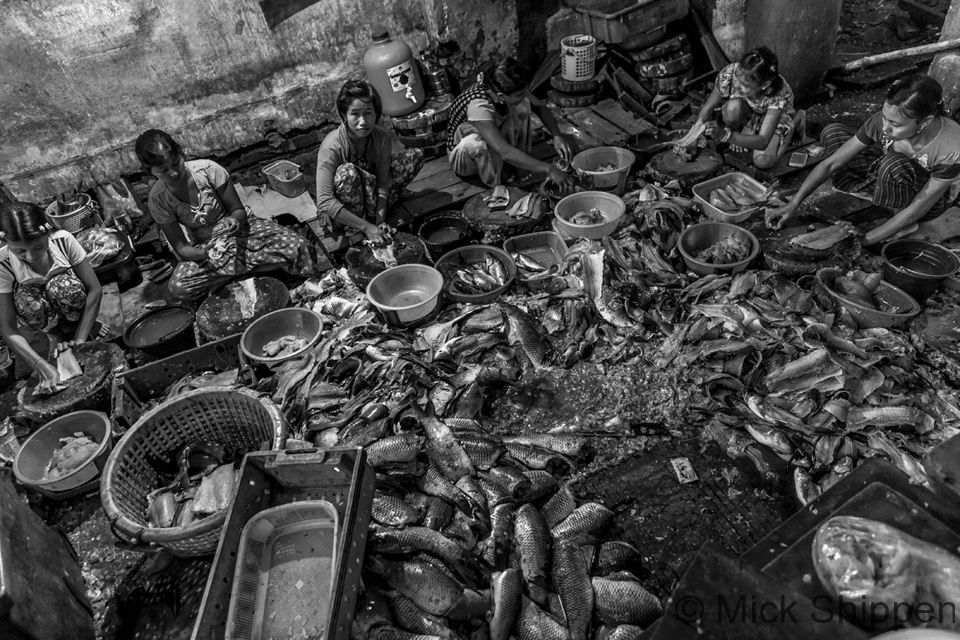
[100,387,287,557]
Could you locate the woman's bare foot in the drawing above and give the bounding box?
[792,110,807,146]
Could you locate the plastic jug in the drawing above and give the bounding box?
[363,26,426,117]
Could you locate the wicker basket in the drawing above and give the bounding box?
[44,194,101,233]
[100,387,288,557]
[814,268,920,329]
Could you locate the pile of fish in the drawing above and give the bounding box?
[354,415,662,640]
[695,231,752,265]
[262,335,310,358]
[707,182,762,213]
[569,208,605,226]
[43,432,99,480]
[448,255,511,295]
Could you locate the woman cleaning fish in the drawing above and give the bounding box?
[767,74,960,245]
[447,57,578,189]
[0,201,106,393]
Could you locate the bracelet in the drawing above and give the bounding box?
[720,128,733,144]
[30,354,43,369]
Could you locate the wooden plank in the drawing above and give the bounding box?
[553,111,603,150]
[898,0,947,25]
[564,107,631,147]
[407,155,452,184]
[591,98,657,135]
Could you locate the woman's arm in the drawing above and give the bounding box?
[864,176,952,245]
[69,258,102,345]
[472,119,572,186]
[0,291,59,388]
[217,181,249,225]
[529,94,578,161]
[160,221,208,262]
[766,134,869,228]
[697,83,725,123]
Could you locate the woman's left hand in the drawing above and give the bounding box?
[54,338,86,356]
[704,122,729,141]
[212,216,241,239]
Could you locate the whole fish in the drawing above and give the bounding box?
[594,541,640,576]
[818,455,854,494]
[421,496,454,531]
[846,406,935,434]
[744,423,793,459]
[865,432,928,486]
[429,381,457,417]
[339,417,390,447]
[452,381,486,420]
[373,492,423,527]
[456,474,491,522]
[437,333,504,362]
[460,305,506,333]
[485,254,508,285]
[502,435,586,458]
[554,541,594,640]
[541,483,577,529]
[414,403,475,481]
[355,585,394,634]
[489,569,523,640]
[506,442,573,474]
[418,465,472,514]
[552,502,614,540]
[512,251,548,272]
[481,503,514,570]
[385,589,458,639]
[502,303,554,370]
[458,431,505,470]
[591,577,662,627]
[519,470,558,502]
[369,526,474,574]
[367,434,424,469]
[367,556,466,620]
[516,596,571,640]
[515,504,551,605]
[485,466,532,500]
[794,467,821,506]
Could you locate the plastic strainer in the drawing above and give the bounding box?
[226,501,339,640]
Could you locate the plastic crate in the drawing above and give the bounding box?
[503,231,568,292]
[573,0,689,44]
[111,333,243,431]
[693,172,769,224]
[191,447,375,640]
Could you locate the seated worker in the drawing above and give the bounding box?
[315,80,425,246]
[767,75,960,245]
[697,46,805,169]
[0,201,105,392]
[136,129,324,302]
[446,57,577,189]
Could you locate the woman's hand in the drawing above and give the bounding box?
[553,134,576,165]
[54,338,85,356]
[363,222,388,246]
[704,121,730,141]
[35,358,61,393]
[765,201,799,229]
[547,166,575,190]
[212,216,240,239]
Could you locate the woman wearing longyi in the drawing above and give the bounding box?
[767,75,960,245]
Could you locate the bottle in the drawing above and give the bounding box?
[363,26,426,117]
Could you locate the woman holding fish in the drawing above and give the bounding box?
[447,57,577,189]
[767,75,960,245]
[315,80,425,246]
[0,200,106,392]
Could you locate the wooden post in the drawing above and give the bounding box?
[930,0,960,115]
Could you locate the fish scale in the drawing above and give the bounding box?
[373,493,423,527]
[520,470,559,502]
[415,404,475,481]
[458,432,505,469]
[367,434,423,469]
[553,541,594,640]
[370,527,470,572]
[421,497,454,531]
[541,484,577,529]
[355,585,394,633]
[502,435,586,458]
[478,476,513,508]
[514,504,551,605]
[591,577,662,627]
[551,502,614,540]
[505,442,572,473]
[418,465,472,514]
[481,503,514,570]
[489,569,523,640]
[368,556,466,620]
[606,625,645,640]
[485,465,532,499]
[502,303,554,370]
[516,596,571,640]
[594,541,640,576]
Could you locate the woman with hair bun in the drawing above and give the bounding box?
[446,57,577,188]
[0,200,104,392]
[767,74,960,245]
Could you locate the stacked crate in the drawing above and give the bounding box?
[632,33,694,94]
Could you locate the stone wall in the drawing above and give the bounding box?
[1,0,518,201]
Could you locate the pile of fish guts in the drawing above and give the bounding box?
[357,426,659,640]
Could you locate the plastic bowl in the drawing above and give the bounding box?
[678,221,760,276]
[367,265,444,328]
[240,307,324,367]
[418,212,472,262]
[124,305,197,359]
[816,268,920,329]
[554,191,626,240]
[572,147,636,195]
[14,410,113,500]
[434,245,518,304]
[881,239,960,304]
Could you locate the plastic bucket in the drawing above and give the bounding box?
[124,305,197,359]
[678,221,760,276]
[367,265,444,328]
[418,212,472,262]
[262,160,306,198]
[554,191,626,240]
[561,35,598,81]
[572,147,635,195]
[14,410,113,500]
[881,239,960,304]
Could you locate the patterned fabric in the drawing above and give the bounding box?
[13,271,86,333]
[822,122,946,221]
[0,230,87,294]
[148,159,231,245]
[320,149,424,234]
[856,113,960,181]
[167,217,322,302]
[315,124,397,223]
[446,79,494,152]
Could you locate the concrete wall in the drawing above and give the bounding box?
[1,0,518,201]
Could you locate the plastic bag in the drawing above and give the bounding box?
[813,515,960,631]
[95,180,143,228]
[75,227,122,267]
